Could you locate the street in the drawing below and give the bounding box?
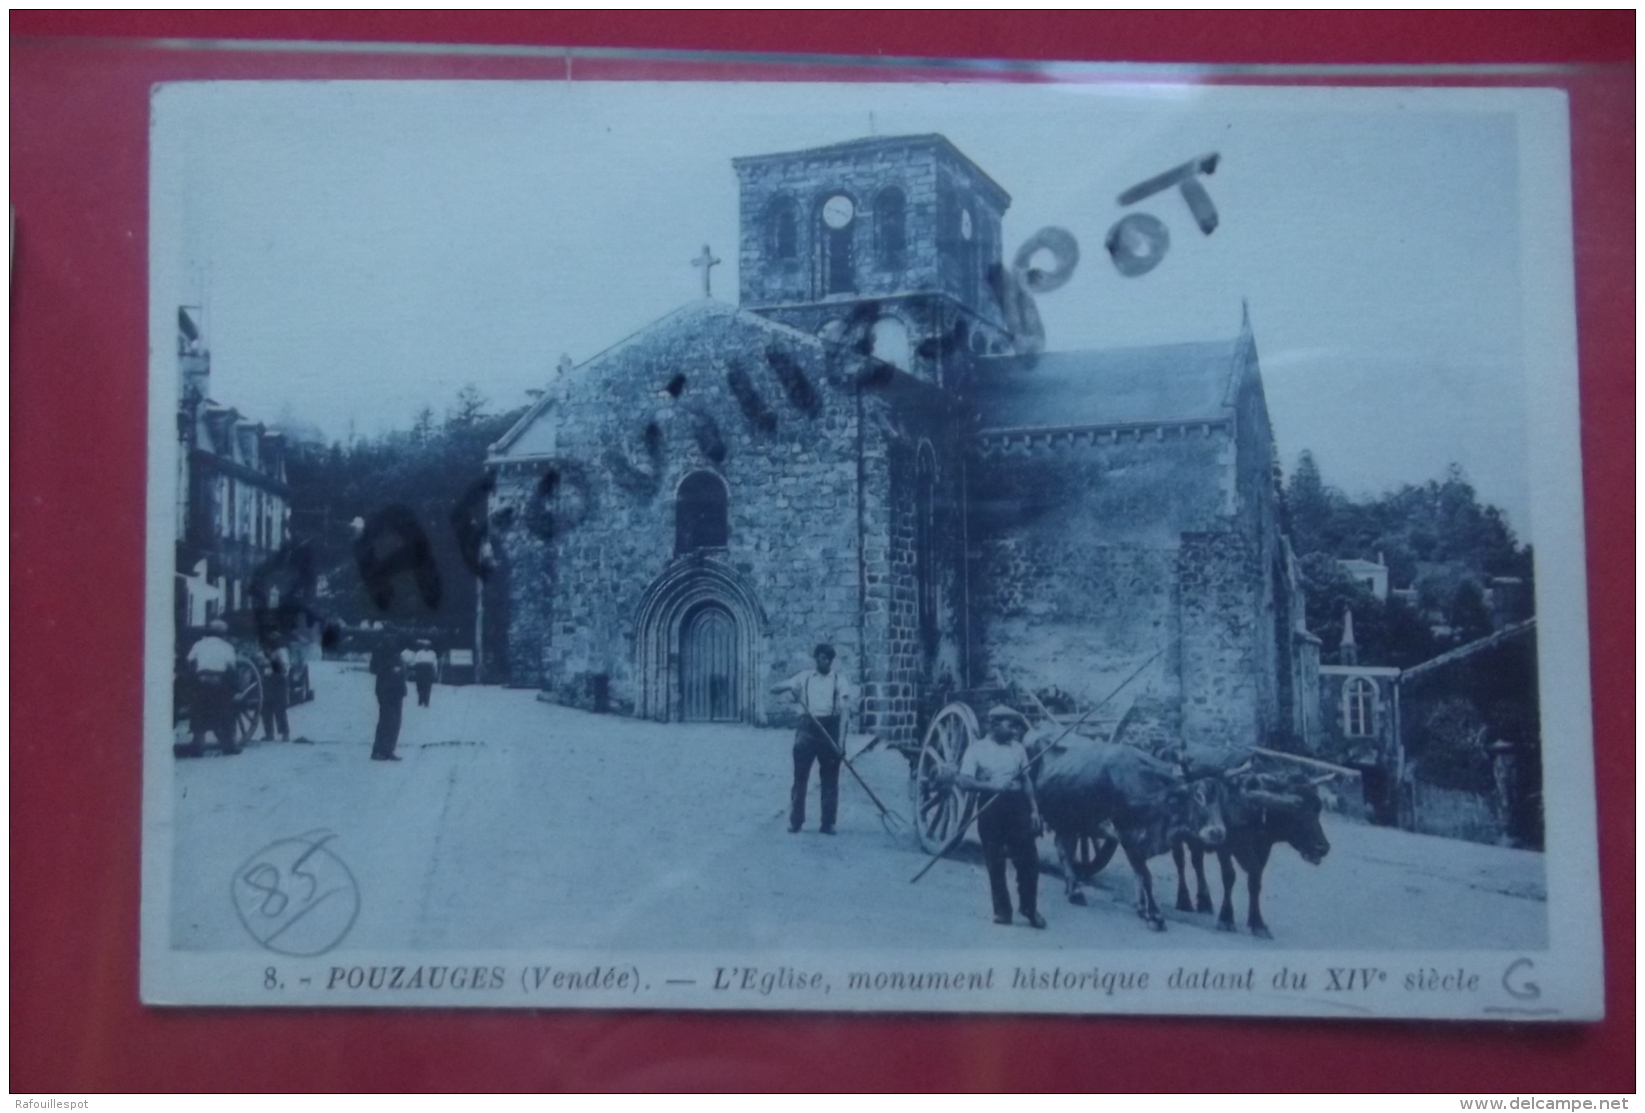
[171,662,1548,954]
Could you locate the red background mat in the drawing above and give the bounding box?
[10,11,1634,1093]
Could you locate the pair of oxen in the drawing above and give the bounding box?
[1026,739,1334,937]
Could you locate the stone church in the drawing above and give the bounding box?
[487,134,1317,753]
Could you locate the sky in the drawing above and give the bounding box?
[152,80,1570,539]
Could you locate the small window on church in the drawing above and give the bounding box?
[768,197,798,261]
[876,188,906,270]
[1343,677,1376,737]
[676,471,729,554]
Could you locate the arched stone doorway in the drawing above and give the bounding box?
[634,556,765,723]
[680,602,740,721]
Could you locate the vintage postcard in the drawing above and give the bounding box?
[142,77,1601,1018]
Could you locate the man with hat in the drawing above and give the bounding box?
[181,618,241,757]
[954,705,1047,928]
[410,639,440,708]
[771,643,858,835]
[368,636,409,762]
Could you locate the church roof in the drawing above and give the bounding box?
[968,339,1247,432]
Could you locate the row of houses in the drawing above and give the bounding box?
[174,307,292,632]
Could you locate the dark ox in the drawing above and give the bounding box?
[1034,743,1227,931]
[1171,771,1332,939]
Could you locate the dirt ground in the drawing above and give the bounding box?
[169,661,1547,954]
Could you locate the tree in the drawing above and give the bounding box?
[1296,552,1375,660]
[283,400,529,641]
[448,383,488,430]
[1285,450,1338,555]
[1417,697,1492,793]
[1449,579,1493,644]
[1284,452,1529,667]
[412,406,437,445]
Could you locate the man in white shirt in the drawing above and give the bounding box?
[182,619,242,757]
[955,705,1046,928]
[410,639,440,707]
[771,643,859,835]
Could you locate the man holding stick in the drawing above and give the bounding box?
[772,643,858,835]
[954,705,1047,928]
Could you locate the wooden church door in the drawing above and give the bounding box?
[680,603,740,722]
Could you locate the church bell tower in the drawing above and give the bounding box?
[731,135,1014,386]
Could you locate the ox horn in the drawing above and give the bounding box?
[1222,760,1254,779]
[1308,772,1337,786]
[1244,789,1305,810]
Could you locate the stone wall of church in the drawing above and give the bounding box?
[1177,530,1269,749]
[967,425,1247,748]
[488,307,868,722]
[857,378,968,748]
[1228,332,1297,747]
[491,482,554,689]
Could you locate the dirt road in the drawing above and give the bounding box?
[170,662,1546,954]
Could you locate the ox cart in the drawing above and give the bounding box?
[894,672,1144,880]
[894,662,1356,933]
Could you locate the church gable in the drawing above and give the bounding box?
[491,300,844,466]
[486,299,883,720]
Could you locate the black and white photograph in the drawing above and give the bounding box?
[142,79,1601,1018]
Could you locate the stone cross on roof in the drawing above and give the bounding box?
[691,244,721,298]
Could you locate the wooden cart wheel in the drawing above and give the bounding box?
[232,658,264,744]
[1070,830,1119,881]
[914,703,980,854]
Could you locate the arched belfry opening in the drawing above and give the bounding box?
[817,192,857,296]
[634,557,765,723]
[875,186,906,270]
[767,195,798,261]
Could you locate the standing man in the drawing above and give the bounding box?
[369,637,409,762]
[182,618,241,757]
[260,637,292,742]
[954,705,1047,928]
[771,643,858,835]
[411,639,439,708]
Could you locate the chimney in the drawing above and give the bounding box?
[1339,607,1359,666]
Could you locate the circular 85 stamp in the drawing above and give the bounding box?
[230,829,360,957]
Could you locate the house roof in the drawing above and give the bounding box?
[968,338,1247,432]
[1400,618,1536,683]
